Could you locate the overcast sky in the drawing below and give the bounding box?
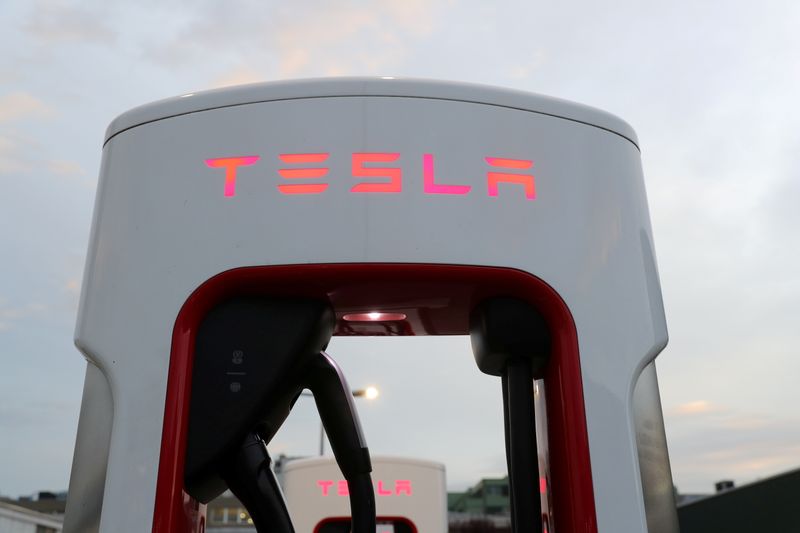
[1,0,799,498]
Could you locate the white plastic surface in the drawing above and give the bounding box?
[281,456,447,532]
[104,77,638,148]
[72,79,667,532]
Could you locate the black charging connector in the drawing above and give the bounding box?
[471,297,550,533]
[221,431,295,532]
[185,297,335,501]
[304,352,376,532]
[184,297,376,533]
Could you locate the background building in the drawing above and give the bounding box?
[0,500,63,533]
[206,492,255,531]
[678,468,800,533]
[448,476,511,529]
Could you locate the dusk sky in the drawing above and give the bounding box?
[1,0,799,498]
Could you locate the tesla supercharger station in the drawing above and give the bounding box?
[63,78,678,533]
[279,456,448,532]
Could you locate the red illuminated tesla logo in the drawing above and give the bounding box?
[204,153,535,200]
[317,479,413,497]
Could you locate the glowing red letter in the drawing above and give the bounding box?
[423,154,471,195]
[377,481,392,496]
[205,156,260,197]
[485,157,535,200]
[278,153,329,195]
[396,480,412,495]
[351,153,401,193]
[337,480,349,496]
[317,480,334,496]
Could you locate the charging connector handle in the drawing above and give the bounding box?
[470,297,550,533]
[185,298,335,502]
[305,351,376,533]
[221,431,295,533]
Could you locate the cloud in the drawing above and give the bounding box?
[677,438,800,491]
[64,279,80,294]
[0,301,46,331]
[1,137,91,185]
[269,2,428,78]
[62,278,82,312]
[47,159,86,177]
[0,132,35,174]
[0,94,52,174]
[212,66,267,89]
[46,159,97,190]
[379,0,438,35]
[508,50,548,80]
[22,0,116,45]
[0,69,18,85]
[0,399,73,429]
[0,92,54,123]
[670,400,717,416]
[666,403,800,492]
[138,0,448,83]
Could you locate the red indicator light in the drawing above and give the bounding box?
[278,153,329,195]
[205,156,260,197]
[342,312,407,322]
[351,153,401,193]
[485,157,535,200]
[423,154,471,195]
[540,476,547,494]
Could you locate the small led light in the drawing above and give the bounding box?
[342,312,407,322]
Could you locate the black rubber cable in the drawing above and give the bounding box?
[505,358,543,533]
[222,431,295,533]
[306,352,376,533]
[502,372,517,533]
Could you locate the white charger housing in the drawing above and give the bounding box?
[65,78,676,533]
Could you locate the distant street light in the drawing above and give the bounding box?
[301,386,380,455]
[353,386,380,400]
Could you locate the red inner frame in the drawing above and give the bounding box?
[314,516,418,533]
[153,264,597,532]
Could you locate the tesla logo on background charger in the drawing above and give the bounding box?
[204,153,535,200]
[316,479,413,497]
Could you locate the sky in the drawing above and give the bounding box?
[1,0,799,499]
